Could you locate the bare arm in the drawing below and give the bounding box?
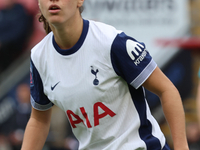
[142,67,189,150]
[21,107,52,150]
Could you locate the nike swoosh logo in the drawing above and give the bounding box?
[51,82,60,91]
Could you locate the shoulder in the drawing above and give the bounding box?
[31,32,53,60]
[111,32,146,59]
[89,20,118,31]
[87,20,146,53]
[30,32,53,73]
[88,20,121,40]
[86,20,123,58]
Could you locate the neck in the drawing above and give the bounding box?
[50,15,83,50]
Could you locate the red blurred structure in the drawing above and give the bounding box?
[156,37,200,50]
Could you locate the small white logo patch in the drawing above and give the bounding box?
[126,40,146,66]
[126,40,144,60]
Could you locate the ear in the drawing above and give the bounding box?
[77,0,84,8]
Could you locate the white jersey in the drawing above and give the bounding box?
[30,19,170,150]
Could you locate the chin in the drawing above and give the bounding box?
[48,16,64,25]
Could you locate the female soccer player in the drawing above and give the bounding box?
[21,0,189,149]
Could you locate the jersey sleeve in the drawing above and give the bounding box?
[111,32,157,89]
[30,59,54,111]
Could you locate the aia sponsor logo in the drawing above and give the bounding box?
[66,102,116,128]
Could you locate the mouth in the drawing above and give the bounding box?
[49,5,61,11]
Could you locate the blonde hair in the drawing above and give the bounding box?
[38,6,84,34]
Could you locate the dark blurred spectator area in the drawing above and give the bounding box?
[0,0,45,73]
[0,1,47,149]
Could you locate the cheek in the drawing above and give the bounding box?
[38,4,45,16]
[38,2,43,10]
[38,1,45,11]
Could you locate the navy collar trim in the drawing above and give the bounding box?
[52,19,89,55]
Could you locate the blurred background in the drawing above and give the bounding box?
[0,0,200,149]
